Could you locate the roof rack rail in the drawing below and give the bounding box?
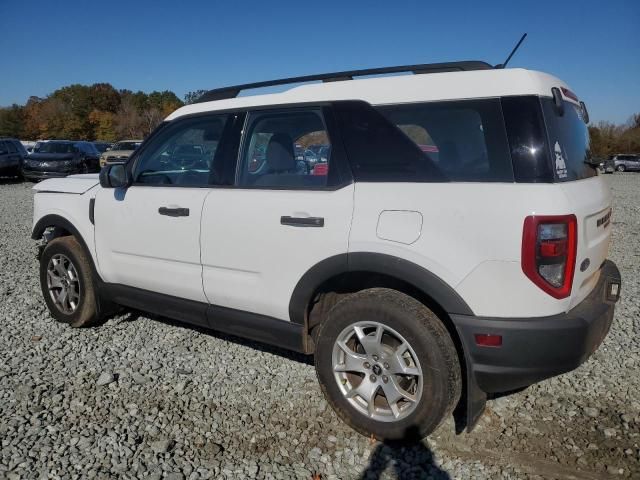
[196,60,493,103]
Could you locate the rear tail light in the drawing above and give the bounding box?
[522,215,577,299]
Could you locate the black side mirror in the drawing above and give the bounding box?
[99,162,130,188]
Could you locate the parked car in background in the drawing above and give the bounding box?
[611,154,640,172]
[20,140,37,153]
[602,158,616,173]
[99,140,142,167]
[22,141,100,181]
[93,142,113,154]
[0,138,28,178]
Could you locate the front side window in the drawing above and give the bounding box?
[6,141,17,154]
[133,115,228,186]
[238,108,332,188]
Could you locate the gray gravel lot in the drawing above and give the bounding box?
[0,174,638,480]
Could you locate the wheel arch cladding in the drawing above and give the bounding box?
[32,214,93,263]
[288,252,474,326]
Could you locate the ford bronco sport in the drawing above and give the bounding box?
[31,61,621,441]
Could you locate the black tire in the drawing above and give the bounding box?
[314,288,461,441]
[39,236,99,328]
[617,165,625,172]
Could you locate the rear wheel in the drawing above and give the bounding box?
[39,236,99,327]
[314,288,461,441]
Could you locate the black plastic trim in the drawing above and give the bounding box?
[451,260,620,395]
[89,198,95,225]
[288,253,473,325]
[99,283,306,352]
[101,283,209,328]
[207,304,305,353]
[196,61,493,102]
[281,216,324,227]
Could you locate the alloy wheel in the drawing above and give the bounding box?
[46,254,81,314]
[332,321,423,422]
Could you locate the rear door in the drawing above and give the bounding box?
[94,114,232,307]
[200,106,354,322]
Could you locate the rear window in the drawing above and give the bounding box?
[541,98,596,181]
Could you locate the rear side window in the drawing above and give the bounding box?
[378,99,513,182]
[238,108,335,188]
[541,98,595,181]
[501,96,554,183]
[333,101,446,182]
[6,141,18,154]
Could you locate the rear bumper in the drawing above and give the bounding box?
[452,260,621,394]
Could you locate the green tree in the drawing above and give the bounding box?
[0,105,25,137]
[184,89,208,105]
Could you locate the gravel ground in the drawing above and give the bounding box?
[0,174,638,480]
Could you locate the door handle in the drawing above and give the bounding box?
[158,206,190,217]
[280,216,324,227]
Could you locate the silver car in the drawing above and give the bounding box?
[612,154,640,172]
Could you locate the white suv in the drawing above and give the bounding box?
[31,61,621,441]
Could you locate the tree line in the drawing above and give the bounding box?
[1,86,638,155]
[589,114,640,159]
[0,84,204,141]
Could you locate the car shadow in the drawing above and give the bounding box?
[113,309,314,366]
[0,176,23,185]
[360,427,450,480]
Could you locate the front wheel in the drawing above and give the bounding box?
[617,165,626,172]
[314,288,461,441]
[39,236,99,327]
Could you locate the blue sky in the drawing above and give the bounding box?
[1,0,638,124]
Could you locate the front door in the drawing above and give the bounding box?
[200,106,354,322]
[94,113,233,304]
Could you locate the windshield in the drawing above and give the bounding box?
[112,142,141,151]
[34,142,76,154]
[94,143,110,153]
[541,98,595,181]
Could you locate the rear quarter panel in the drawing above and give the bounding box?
[350,182,578,317]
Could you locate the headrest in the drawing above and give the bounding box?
[266,133,295,172]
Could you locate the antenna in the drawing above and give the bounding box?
[495,33,527,69]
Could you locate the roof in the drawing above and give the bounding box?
[166,68,571,121]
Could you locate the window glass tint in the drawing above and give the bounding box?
[238,109,331,188]
[377,99,513,182]
[133,115,228,186]
[541,98,596,181]
[114,141,141,151]
[334,101,445,182]
[501,96,553,183]
[36,142,76,154]
[6,141,17,154]
[15,141,28,156]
